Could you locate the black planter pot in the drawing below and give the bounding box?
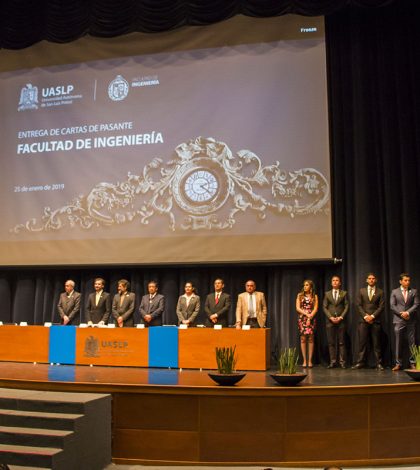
[404,369,420,381]
[269,372,307,386]
[208,372,246,386]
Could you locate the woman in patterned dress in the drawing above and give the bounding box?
[296,279,318,367]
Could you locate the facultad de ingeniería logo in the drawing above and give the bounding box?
[108,75,129,101]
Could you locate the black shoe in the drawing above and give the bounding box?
[351,363,364,370]
[376,363,384,371]
[327,363,336,369]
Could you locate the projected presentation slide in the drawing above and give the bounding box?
[0,18,331,265]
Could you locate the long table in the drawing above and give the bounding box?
[178,327,270,370]
[0,325,49,363]
[0,325,270,370]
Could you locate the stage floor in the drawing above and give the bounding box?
[0,361,416,391]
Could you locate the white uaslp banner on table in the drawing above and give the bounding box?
[0,16,332,265]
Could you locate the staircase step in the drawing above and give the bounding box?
[8,466,50,470]
[0,409,83,430]
[0,425,73,448]
[0,389,108,414]
[0,443,62,468]
[0,388,111,469]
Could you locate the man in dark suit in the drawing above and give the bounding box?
[86,278,111,325]
[112,279,136,327]
[390,273,420,371]
[352,273,385,370]
[204,278,231,327]
[57,280,81,325]
[139,281,165,327]
[322,275,349,368]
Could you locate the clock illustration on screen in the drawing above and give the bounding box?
[172,157,231,215]
[184,170,219,203]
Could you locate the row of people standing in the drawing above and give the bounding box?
[58,277,267,329]
[296,273,420,370]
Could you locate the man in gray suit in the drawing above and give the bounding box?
[204,278,231,327]
[57,280,81,325]
[390,273,420,371]
[139,281,165,327]
[352,273,385,370]
[323,275,349,368]
[86,278,111,325]
[112,279,136,327]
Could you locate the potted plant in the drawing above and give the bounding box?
[405,345,420,380]
[270,347,307,386]
[208,345,246,385]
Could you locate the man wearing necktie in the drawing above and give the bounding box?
[322,275,349,368]
[86,278,111,325]
[204,278,231,327]
[57,279,81,325]
[139,281,165,327]
[390,273,420,371]
[112,279,136,327]
[235,280,267,329]
[352,273,385,370]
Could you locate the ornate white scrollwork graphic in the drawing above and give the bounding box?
[11,137,330,234]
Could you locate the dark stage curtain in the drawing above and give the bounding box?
[0,265,337,366]
[0,0,394,50]
[325,0,420,365]
[1,0,420,368]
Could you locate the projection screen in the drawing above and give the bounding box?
[0,15,331,265]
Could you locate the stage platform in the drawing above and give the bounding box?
[1,362,420,467]
[0,361,416,390]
